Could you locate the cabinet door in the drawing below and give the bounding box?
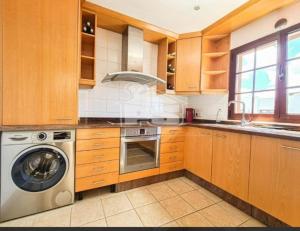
[184,127,213,182]
[2,0,79,125]
[249,136,300,226]
[176,37,201,92]
[212,131,251,201]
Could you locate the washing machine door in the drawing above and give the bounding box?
[11,145,68,192]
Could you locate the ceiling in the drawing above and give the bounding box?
[88,0,249,34]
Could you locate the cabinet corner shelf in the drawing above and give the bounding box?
[201,89,228,94]
[167,72,175,76]
[81,55,95,61]
[204,34,228,41]
[203,52,228,58]
[79,78,96,87]
[82,32,95,38]
[167,55,176,60]
[203,70,227,75]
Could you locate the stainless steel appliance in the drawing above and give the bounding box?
[0,130,75,222]
[120,127,161,174]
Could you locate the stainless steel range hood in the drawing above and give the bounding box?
[102,26,166,86]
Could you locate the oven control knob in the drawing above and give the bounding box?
[37,132,47,141]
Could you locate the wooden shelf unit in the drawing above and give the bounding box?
[80,9,97,88]
[157,38,177,94]
[201,34,230,92]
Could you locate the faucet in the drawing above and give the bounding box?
[228,100,249,127]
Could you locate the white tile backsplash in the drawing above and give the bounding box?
[79,28,188,119]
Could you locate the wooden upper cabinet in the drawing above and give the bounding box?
[175,37,201,93]
[249,136,300,226]
[184,127,213,182]
[2,0,79,125]
[211,131,251,201]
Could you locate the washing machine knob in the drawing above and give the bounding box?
[37,132,47,141]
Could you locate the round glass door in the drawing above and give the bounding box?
[11,146,68,192]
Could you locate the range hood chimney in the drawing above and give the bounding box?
[102,26,166,86]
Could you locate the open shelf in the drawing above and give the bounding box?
[80,9,97,88]
[201,34,230,92]
[203,52,228,58]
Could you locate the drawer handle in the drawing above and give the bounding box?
[215,134,226,139]
[281,145,300,152]
[169,156,177,161]
[93,144,104,147]
[95,155,105,159]
[170,146,178,151]
[93,180,104,185]
[93,167,104,172]
[94,133,105,136]
[55,118,73,121]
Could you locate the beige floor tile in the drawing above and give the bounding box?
[126,188,156,208]
[160,196,195,219]
[71,198,104,227]
[181,190,215,210]
[239,218,266,227]
[218,201,250,223]
[82,189,102,200]
[135,202,172,227]
[198,187,223,203]
[180,177,201,189]
[177,212,214,227]
[162,221,180,227]
[81,219,107,227]
[106,210,143,227]
[102,194,133,217]
[32,206,72,227]
[199,202,249,227]
[0,215,35,227]
[147,182,177,201]
[166,179,194,194]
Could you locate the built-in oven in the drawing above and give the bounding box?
[120,127,161,174]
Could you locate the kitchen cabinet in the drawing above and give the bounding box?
[160,127,185,174]
[211,130,251,201]
[176,37,201,93]
[2,0,79,125]
[249,136,300,226]
[184,127,213,182]
[76,128,120,192]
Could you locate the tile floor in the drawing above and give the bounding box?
[0,177,266,227]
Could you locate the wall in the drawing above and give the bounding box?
[79,28,188,119]
[231,0,300,49]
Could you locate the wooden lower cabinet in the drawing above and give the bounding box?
[249,136,300,226]
[184,127,213,182]
[76,128,120,192]
[211,130,251,202]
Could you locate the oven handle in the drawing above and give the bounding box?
[121,136,160,142]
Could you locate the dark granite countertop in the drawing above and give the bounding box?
[1,118,300,141]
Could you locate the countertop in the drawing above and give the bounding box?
[1,119,300,141]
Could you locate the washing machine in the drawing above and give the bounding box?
[0,130,75,222]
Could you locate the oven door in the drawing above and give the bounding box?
[120,136,160,174]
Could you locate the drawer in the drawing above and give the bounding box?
[76,172,119,192]
[161,134,185,143]
[76,138,120,151]
[160,152,184,164]
[160,161,184,174]
[77,128,120,140]
[160,142,184,153]
[76,160,119,178]
[161,127,185,136]
[76,148,119,165]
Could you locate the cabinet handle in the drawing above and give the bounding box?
[94,133,104,136]
[93,144,104,147]
[93,180,104,185]
[170,146,178,151]
[95,155,105,159]
[281,145,300,152]
[93,167,104,172]
[215,134,226,139]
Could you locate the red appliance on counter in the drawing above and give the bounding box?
[186,108,195,122]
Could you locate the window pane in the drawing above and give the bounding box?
[288,30,300,60]
[255,66,277,91]
[235,93,253,114]
[287,59,300,87]
[236,71,254,93]
[236,50,255,73]
[253,91,275,114]
[256,41,278,68]
[287,88,300,115]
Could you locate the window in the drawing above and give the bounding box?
[229,23,300,122]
